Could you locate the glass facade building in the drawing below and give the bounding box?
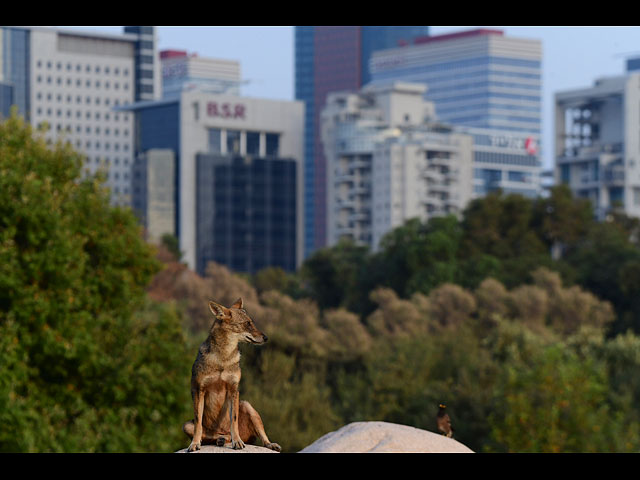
[196,154,298,275]
[295,25,429,257]
[1,27,30,120]
[369,29,542,136]
[124,26,158,102]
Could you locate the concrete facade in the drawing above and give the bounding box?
[126,90,305,273]
[0,26,160,207]
[161,50,242,98]
[555,73,640,219]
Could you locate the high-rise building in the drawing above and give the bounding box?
[123,26,161,102]
[294,25,430,256]
[0,26,160,206]
[555,73,640,220]
[321,82,474,250]
[123,90,304,274]
[160,49,242,99]
[368,28,543,199]
[369,29,542,135]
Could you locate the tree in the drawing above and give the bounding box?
[0,112,192,452]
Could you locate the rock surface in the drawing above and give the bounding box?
[298,421,474,453]
[176,444,279,453]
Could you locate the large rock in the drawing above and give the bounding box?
[176,444,279,453]
[298,421,474,453]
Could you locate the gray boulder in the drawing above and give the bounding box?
[176,444,279,453]
[298,421,474,453]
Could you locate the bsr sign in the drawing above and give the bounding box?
[207,102,246,119]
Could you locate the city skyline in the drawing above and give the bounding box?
[75,26,640,171]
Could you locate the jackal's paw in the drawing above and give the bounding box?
[265,442,281,452]
[231,439,246,450]
[187,441,201,452]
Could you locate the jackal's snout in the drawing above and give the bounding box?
[244,325,268,345]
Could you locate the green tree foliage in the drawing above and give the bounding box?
[0,112,193,452]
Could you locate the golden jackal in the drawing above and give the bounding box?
[182,298,281,452]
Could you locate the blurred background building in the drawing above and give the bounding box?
[295,26,431,257]
[321,82,473,250]
[555,72,640,220]
[160,49,243,98]
[124,89,304,275]
[0,26,160,206]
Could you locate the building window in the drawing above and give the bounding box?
[266,133,280,157]
[246,131,260,156]
[227,130,241,155]
[209,128,221,154]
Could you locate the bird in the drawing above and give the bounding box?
[436,403,453,438]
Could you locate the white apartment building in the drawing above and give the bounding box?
[161,50,242,98]
[321,82,473,250]
[0,26,160,206]
[555,73,640,219]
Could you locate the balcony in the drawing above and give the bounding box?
[603,165,625,185]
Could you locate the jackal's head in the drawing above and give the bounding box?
[208,298,268,345]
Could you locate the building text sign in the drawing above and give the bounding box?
[207,101,246,120]
[489,135,538,155]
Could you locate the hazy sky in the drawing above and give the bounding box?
[74,26,640,169]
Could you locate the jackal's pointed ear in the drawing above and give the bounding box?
[209,301,231,320]
[231,297,243,310]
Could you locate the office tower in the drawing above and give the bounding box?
[160,49,242,98]
[321,82,473,250]
[294,25,430,256]
[555,73,640,220]
[123,26,161,102]
[369,28,543,198]
[0,26,159,206]
[124,90,304,274]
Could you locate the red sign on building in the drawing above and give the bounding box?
[207,102,246,119]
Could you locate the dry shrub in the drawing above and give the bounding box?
[507,285,549,334]
[475,277,509,325]
[427,283,476,329]
[529,267,614,335]
[259,290,329,357]
[323,308,373,360]
[366,287,432,338]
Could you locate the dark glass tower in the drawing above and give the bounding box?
[124,26,157,101]
[0,27,30,120]
[196,154,298,275]
[294,26,430,257]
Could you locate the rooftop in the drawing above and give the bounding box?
[411,28,504,46]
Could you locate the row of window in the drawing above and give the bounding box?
[208,129,281,157]
[36,90,130,107]
[371,56,541,78]
[437,102,541,116]
[428,80,541,97]
[43,130,131,151]
[474,168,536,183]
[35,105,130,121]
[36,60,129,76]
[36,75,130,91]
[36,118,129,136]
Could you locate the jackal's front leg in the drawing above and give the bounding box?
[228,388,245,449]
[187,389,205,452]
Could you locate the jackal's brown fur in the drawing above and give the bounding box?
[182,298,280,452]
